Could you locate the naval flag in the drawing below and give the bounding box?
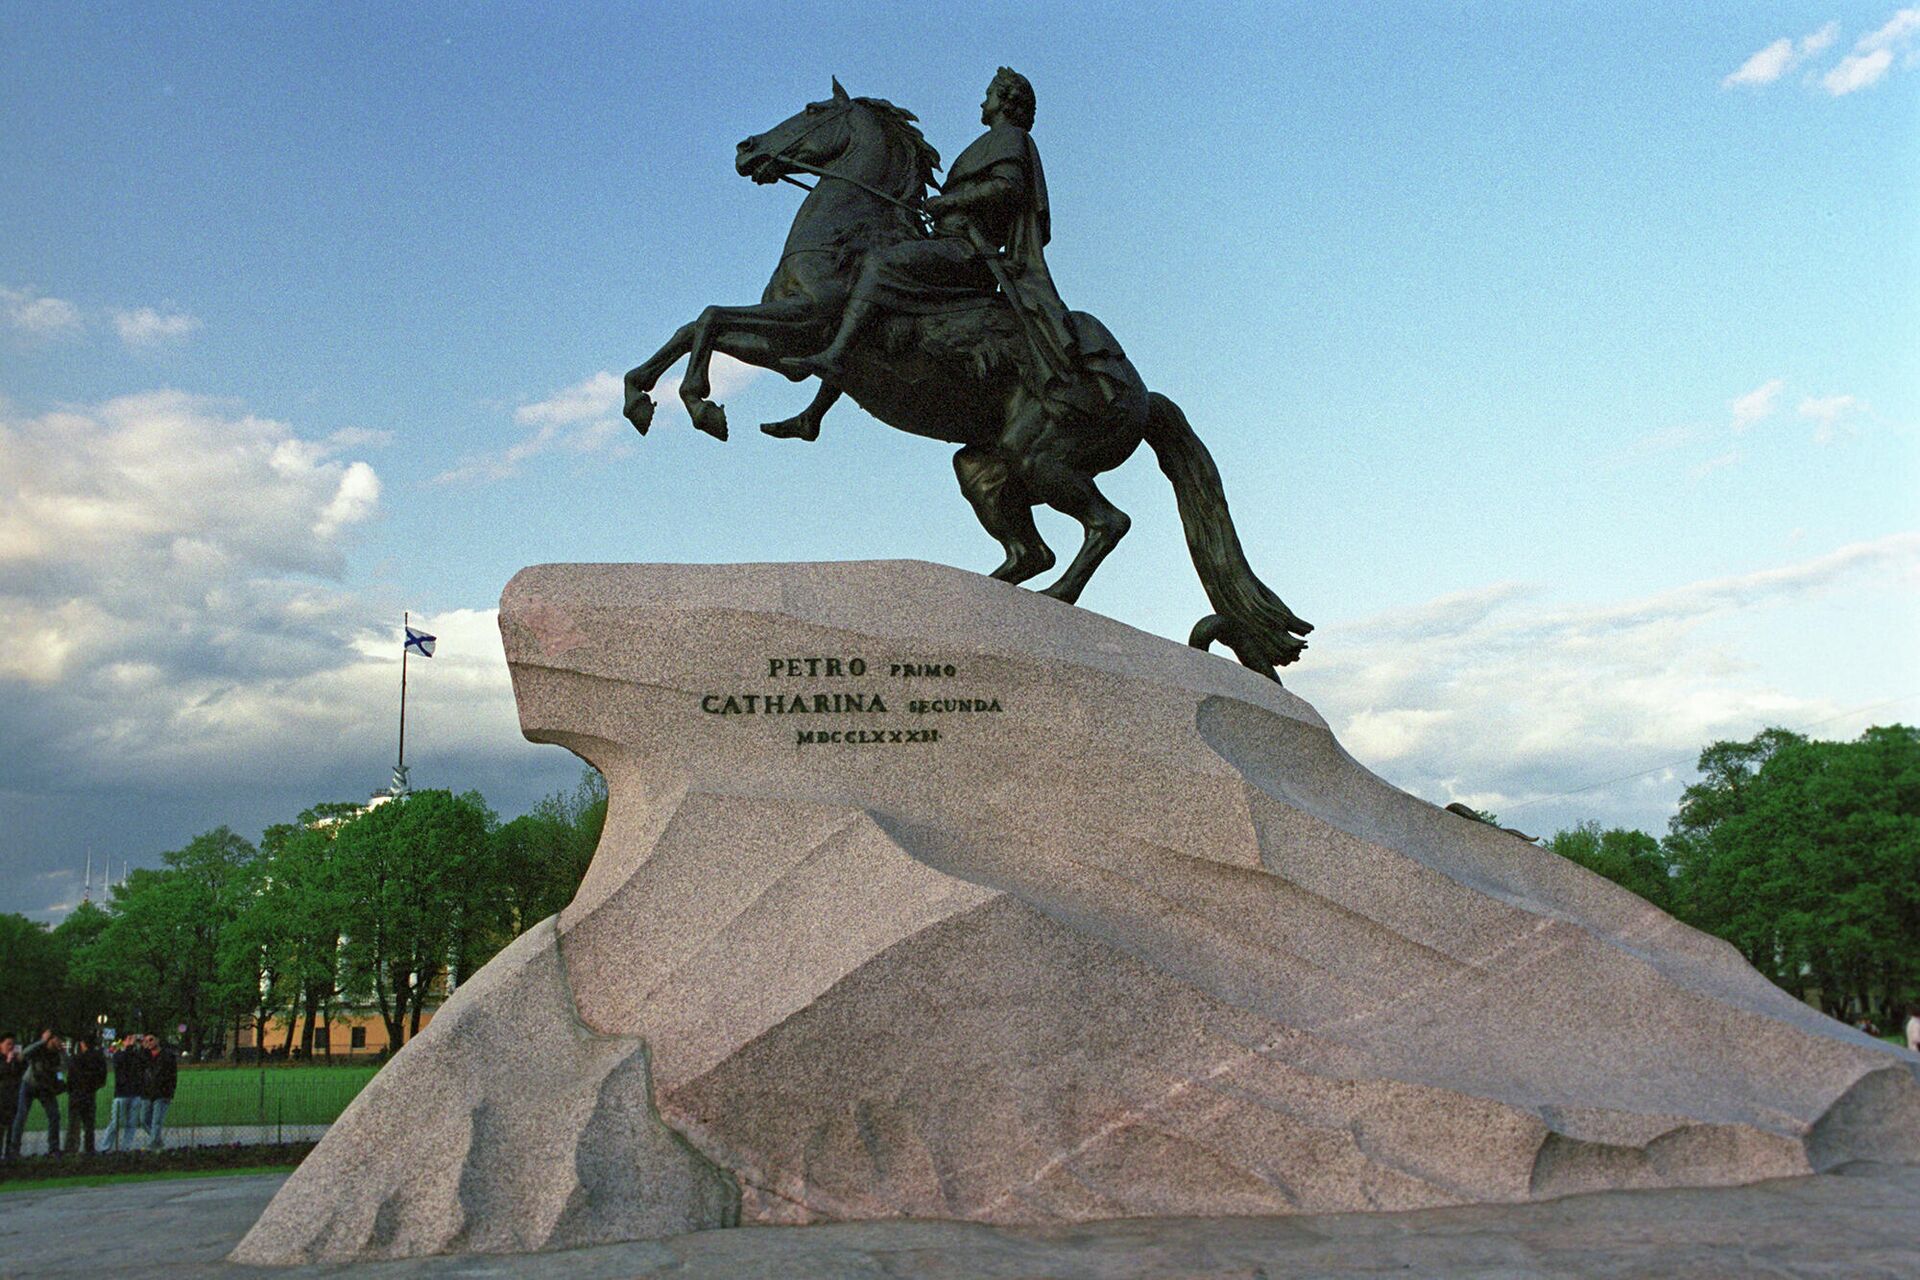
[404,626,437,658]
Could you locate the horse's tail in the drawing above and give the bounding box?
[1142,391,1311,682]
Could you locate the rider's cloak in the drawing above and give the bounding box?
[945,125,1089,406]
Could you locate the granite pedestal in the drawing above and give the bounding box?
[234,562,1920,1263]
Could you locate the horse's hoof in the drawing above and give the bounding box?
[689,400,728,441]
[625,394,655,435]
[990,548,1055,586]
[761,416,819,441]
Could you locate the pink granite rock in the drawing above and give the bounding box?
[236,561,1920,1260]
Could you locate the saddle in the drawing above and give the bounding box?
[883,296,1131,410]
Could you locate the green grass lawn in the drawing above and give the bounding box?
[0,1164,299,1193]
[85,1064,379,1128]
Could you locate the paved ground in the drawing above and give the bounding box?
[5,1162,1916,1278]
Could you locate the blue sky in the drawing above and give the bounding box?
[3,3,1916,916]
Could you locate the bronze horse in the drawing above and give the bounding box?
[623,82,1311,680]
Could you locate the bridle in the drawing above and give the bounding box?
[756,102,934,230]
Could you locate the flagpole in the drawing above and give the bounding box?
[396,609,409,792]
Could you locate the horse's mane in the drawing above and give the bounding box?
[854,96,942,198]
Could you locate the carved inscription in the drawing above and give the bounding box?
[697,656,1003,746]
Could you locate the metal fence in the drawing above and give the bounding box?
[10,1064,374,1155]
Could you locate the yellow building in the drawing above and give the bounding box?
[237,1006,438,1057]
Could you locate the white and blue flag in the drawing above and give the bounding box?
[404,626,437,658]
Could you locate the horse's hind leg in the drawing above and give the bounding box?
[954,446,1054,585]
[1019,453,1132,604]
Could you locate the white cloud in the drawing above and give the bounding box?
[1729,378,1784,431]
[1822,8,1920,94]
[434,357,763,486]
[2,285,84,338]
[0,380,550,913]
[1801,21,1843,55]
[515,371,623,427]
[1342,706,1454,763]
[1721,23,1840,87]
[1861,6,1920,51]
[1724,37,1797,87]
[5,288,211,348]
[110,603,525,788]
[1797,393,1862,444]
[1291,533,1920,832]
[1824,48,1896,93]
[0,390,383,686]
[0,387,552,854]
[112,306,201,348]
[315,461,381,536]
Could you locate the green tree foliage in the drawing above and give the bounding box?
[2,902,120,1040]
[333,789,497,1049]
[12,772,609,1057]
[1668,725,1918,1018]
[1547,823,1674,913]
[0,913,64,1037]
[48,899,113,1035]
[71,828,259,1055]
[1550,724,1920,1023]
[241,806,360,1056]
[486,768,607,949]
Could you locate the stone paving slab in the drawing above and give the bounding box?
[4,1162,1915,1278]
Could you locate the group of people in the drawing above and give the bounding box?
[0,1029,178,1159]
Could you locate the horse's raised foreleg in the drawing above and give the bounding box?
[953,446,1054,583]
[680,300,824,441]
[623,323,695,435]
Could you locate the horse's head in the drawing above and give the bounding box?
[736,79,857,184]
[736,79,940,203]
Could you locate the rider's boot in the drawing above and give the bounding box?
[783,301,877,381]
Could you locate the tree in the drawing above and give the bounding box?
[49,899,113,1035]
[0,913,63,1037]
[29,777,599,1058]
[334,789,496,1050]
[1650,725,1916,1017]
[72,868,181,1039]
[485,768,606,954]
[1546,725,1919,1022]
[242,805,359,1057]
[1548,823,1674,913]
[72,828,258,1055]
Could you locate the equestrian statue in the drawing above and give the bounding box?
[622,70,1312,680]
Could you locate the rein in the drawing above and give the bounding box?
[777,160,932,228]
[766,106,933,230]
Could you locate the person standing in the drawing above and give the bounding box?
[63,1034,107,1156]
[12,1030,66,1157]
[1907,1005,1920,1054]
[142,1034,178,1150]
[0,1035,22,1160]
[102,1035,145,1153]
